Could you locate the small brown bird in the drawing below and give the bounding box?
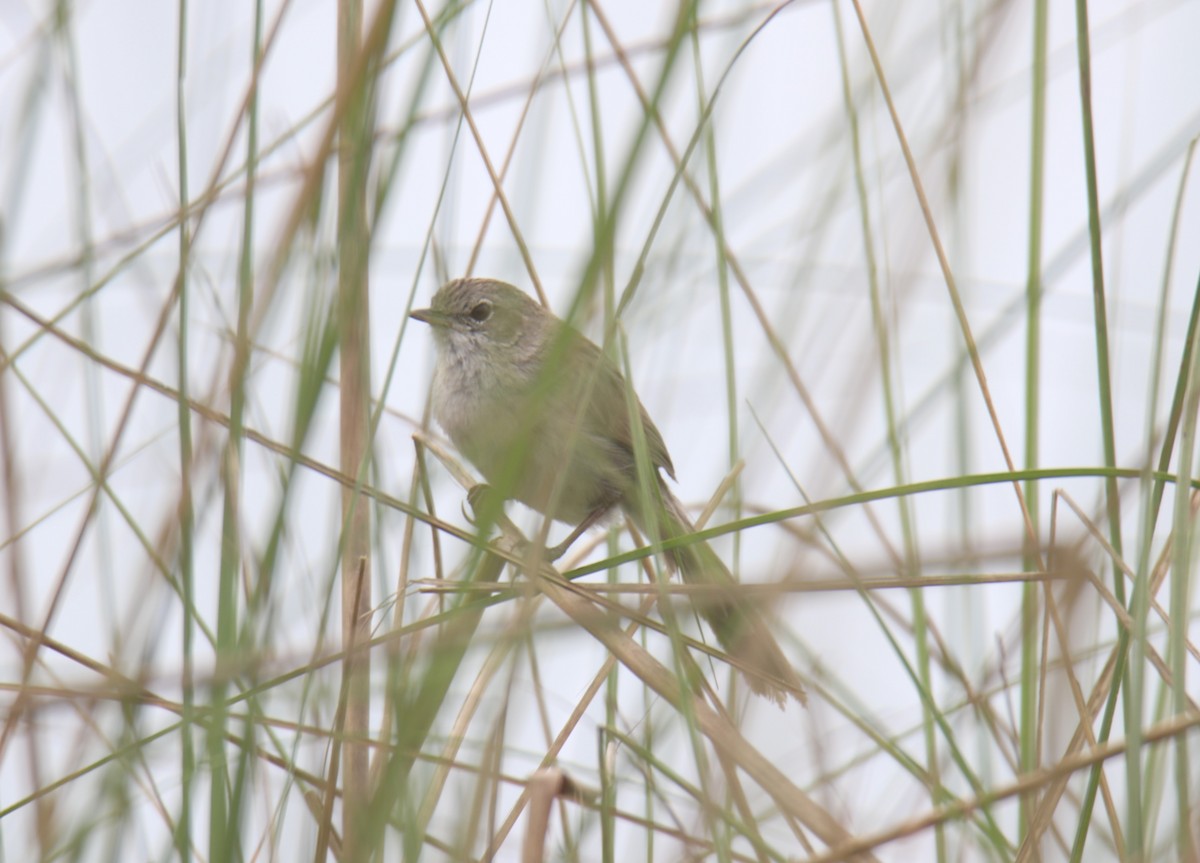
[411,278,806,706]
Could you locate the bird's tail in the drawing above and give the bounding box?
[631,482,807,708]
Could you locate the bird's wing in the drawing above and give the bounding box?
[564,330,677,481]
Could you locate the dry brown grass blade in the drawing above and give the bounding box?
[519,549,877,858]
[845,0,1041,560]
[335,0,379,847]
[810,712,1200,863]
[520,767,591,863]
[411,0,544,304]
[1039,551,1126,859]
[586,0,914,572]
[1016,487,1200,856]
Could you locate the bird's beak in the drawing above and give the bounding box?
[410,307,451,328]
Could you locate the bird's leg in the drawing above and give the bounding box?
[467,486,610,563]
[545,507,609,562]
[465,484,523,538]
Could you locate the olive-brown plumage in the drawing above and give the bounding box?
[412,278,806,706]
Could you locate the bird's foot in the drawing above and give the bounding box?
[464,484,523,536]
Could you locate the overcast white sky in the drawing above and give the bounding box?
[2,0,1199,858]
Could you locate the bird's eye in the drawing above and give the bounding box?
[469,301,492,322]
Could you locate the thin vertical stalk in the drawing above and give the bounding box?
[220,0,267,856]
[60,0,114,636]
[833,2,942,857]
[227,1,264,626]
[171,1,201,859]
[691,15,743,648]
[579,5,621,861]
[1020,0,1048,846]
[574,0,693,315]
[337,0,374,854]
[1070,0,1135,857]
[1168,276,1200,862]
[847,0,1042,561]
[1161,150,1199,863]
[0,315,31,848]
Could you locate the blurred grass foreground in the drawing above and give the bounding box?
[1,0,1199,860]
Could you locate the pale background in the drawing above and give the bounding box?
[2,0,1199,859]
